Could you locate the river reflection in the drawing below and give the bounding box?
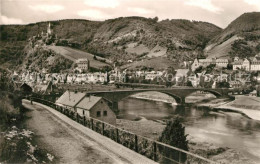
[118,97,260,162]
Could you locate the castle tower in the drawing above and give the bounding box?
[47,22,52,36]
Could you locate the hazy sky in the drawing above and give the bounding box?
[1,0,259,28]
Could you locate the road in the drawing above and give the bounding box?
[22,100,157,164]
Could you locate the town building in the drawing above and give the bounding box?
[191,58,228,71]
[87,72,108,84]
[109,68,125,83]
[76,58,90,73]
[251,61,260,71]
[76,95,116,125]
[188,73,200,87]
[56,91,86,112]
[233,59,243,70]
[175,69,190,83]
[242,58,250,71]
[56,91,116,125]
[191,58,214,71]
[34,81,54,94]
[232,57,260,71]
[145,71,160,81]
[216,59,229,68]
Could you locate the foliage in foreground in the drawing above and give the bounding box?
[158,118,189,163]
[0,126,54,163]
[0,73,55,163]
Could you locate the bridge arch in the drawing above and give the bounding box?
[87,88,229,111]
[152,91,183,104]
[90,90,184,105]
[114,90,184,104]
[194,89,222,98]
[183,89,222,103]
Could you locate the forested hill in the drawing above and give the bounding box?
[0,17,221,70]
[205,12,260,59]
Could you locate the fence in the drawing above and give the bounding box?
[28,97,215,164]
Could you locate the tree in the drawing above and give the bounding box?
[158,118,189,163]
[187,80,193,87]
[227,63,233,70]
[153,16,159,22]
[194,66,203,74]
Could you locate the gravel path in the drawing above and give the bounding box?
[22,100,157,164]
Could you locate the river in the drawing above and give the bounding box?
[118,97,260,162]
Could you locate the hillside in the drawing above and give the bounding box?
[20,44,74,73]
[205,12,260,59]
[87,17,221,64]
[0,17,221,70]
[47,46,110,68]
[121,57,177,70]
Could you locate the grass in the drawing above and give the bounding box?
[121,56,177,70]
[47,46,111,69]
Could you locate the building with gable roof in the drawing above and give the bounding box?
[251,60,260,71]
[56,91,86,112]
[191,58,228,71]
[232,57,260,71]
[216,59,228,67]
[76,95,116,125]
[75,58,90,73]
[56,91,116,124]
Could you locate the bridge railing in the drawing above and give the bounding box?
[28,97,215,164]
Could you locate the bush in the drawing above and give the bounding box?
[158,118,189,163]
[0,92,23,127]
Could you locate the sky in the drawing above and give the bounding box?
[0,0,259,28]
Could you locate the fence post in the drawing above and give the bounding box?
[179,151,182,163]
[91,119,94,130]
[153,142,157,161]
[76,113,79,122]
[116,128,119,143]
[135,135,138,152]
[102,122,105,135]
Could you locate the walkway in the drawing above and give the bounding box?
[22,99,157,164]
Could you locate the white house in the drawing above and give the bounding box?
[192,58,228,71]
[233,57,260,71]
[216,59,228,68]
[56,91,116,125]
[242,58,250,71]
[251,61,260,71]
[175,69,190,82]
[76,58,89,73]
[56,91,86,112]
[76,95,116,125]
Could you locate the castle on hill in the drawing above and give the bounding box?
[47,22,52,36]
[29,22,58,46]
[40,22,56,38]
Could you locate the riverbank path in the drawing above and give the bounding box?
[22,99,157,164]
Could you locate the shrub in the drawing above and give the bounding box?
[158,118,189,163]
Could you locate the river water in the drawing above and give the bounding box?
[118,97,260,162]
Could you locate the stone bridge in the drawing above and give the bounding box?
[86,87,232,112]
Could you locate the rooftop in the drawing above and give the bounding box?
[56,91,86,107]
[76,96,102,110]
